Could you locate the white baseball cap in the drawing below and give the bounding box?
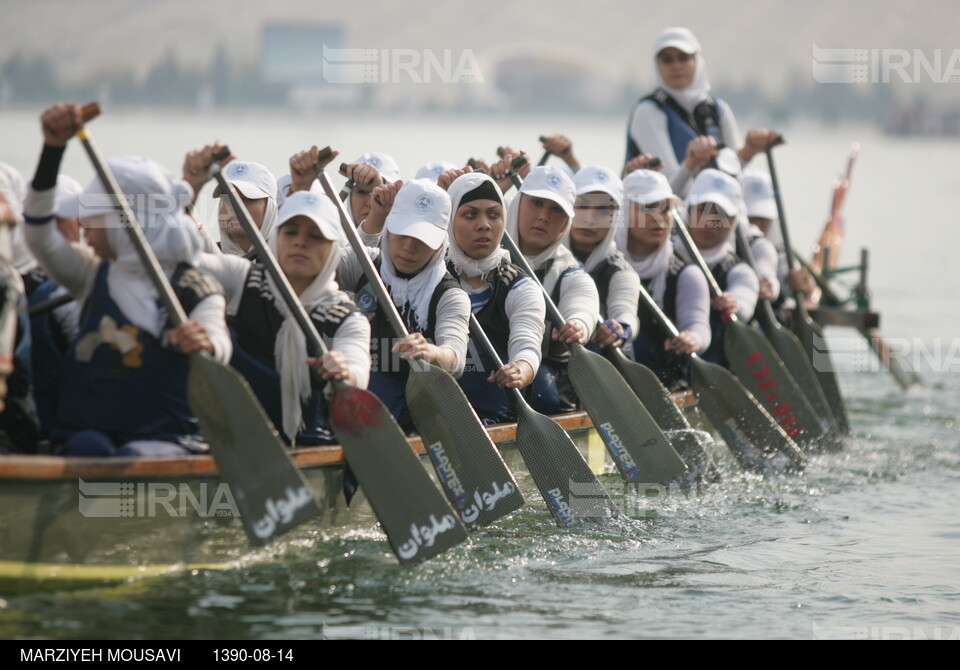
[213,160,277,201]
[276,191,342,243]
[654,27,701,57]
[385,179,451,250]
[622,169,681,208]
[354,152,401,183]
[742,169,778,220]
[415,161,457,182]
[573,165,623,205]
[686,169,741,218]
[519,166,576,218]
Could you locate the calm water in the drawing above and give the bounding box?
[1,110,958,640]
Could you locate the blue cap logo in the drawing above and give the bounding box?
[367,156,382,169]
[750,181,764,194]
[304,194,317,205]
[594,170,608,183]
[547,173,561,188]
[415,195,432,211]
[713,176,727,189]
[231,164,247,176]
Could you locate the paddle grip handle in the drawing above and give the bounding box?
[81,102,101,123]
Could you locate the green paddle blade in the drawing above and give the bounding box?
[512,401,619,527]
[793,306,851,435]
[330,385,468,564]
[405,363,525,529]
[756,302,842,447]
[724,318,828,447]
[567,345,687,484]
[606,347,720,483]
[187,353,321,546]
[689,355,806,473]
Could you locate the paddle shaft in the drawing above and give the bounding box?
[27,292,73,318]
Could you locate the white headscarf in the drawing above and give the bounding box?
[267,191,344,441]
[342,151,401,230]
[83,156,205,338]
[566,166,624,273]
[446,173,509,279]
[220,195,277,257]
[505,195,577,296]
[616,202,676,306]
[654,27,712,115]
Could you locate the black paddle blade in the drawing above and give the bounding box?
[406,364,524,529]
[187,353,321,546]
[793,310,852,435]
[759,310,842,448]
[567,345,687,484]
[606,348,720,483]
[689,356,806,474]
[330,385,469,564]
[724,318,828,448]
[513,402,619,527]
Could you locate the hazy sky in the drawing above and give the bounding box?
[3,0,959,105]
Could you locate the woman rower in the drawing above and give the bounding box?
[618,169,710,386]
[205,160,278,258]
[504,165,599,415]
[681,168,759,366]
[567,165,640,353]
[441,170,545,425]
[193,145,370,446]
[23,103,231,457]
[337,179,470,432]
[624,26,779,196]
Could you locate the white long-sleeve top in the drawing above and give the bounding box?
[602,262,641,344]
[337,246,471,378]
[23,186,232,363]
[749,235,782,301]
[195,252,371,389]
[627,97,741,197]
[459,274,545,374]
[723,262,760,323]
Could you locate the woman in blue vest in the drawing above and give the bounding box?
[617,169,711,386]
[625,27,779,196]
[443,171,545,425]
[196,185,371,447]
[505,166,600,415]
[337,179,471,432]
[23,103,232,457]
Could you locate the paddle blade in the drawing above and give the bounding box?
[759,309,841,446]
[689,356,806,473]
[406,364,524,529]
[793,309,851,434]
[330,385,468,564]
[567,345,687,484]
[607,348,720,483]
[513,402,619,527]
[724,319,828,447]
[187,354,321,546]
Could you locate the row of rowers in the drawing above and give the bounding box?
[4,103,808,458]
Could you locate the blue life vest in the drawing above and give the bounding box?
[627,89,726,165]
[27,279,69,439]
[52,261,213,446]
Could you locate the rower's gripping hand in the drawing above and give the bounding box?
[183,142,235,199]
[289,145,340,194]
[41,103,85,147]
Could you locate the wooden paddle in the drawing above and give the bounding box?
[504,174,688,485]
[733,224,841,447]
[673,214,828,448]
[213,154,468,564]
[766,142,852,433]
[468,314,618,526]
[634,283,806,473]
[316,169,525,530]
[75,106,320,546]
